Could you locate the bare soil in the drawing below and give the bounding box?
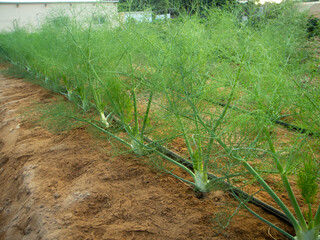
[0,69,293,239]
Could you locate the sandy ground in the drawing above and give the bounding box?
[0,70,292,240]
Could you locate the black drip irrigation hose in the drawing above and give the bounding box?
[209,100,319,137]
[169,85,318,137]
[143,135,292,227]
[274,120,315,136]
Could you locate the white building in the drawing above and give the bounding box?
[120,11,153,23]
[0,0,119,31]
[299,1,320,18]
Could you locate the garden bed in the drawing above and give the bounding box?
[0,3,319,239]
[0,66,294,240]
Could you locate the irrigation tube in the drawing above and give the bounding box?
[212,100,319,137]
[274,119,316,135]
[142,135,293,226]
[168,85,319,137]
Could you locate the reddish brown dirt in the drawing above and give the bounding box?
[0,71,293,240]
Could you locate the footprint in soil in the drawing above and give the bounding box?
[0,155,9,168]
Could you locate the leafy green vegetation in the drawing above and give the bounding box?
[0,2,319,239]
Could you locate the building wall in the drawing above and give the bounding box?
[119,11,152,23]
[119,11,171,23]
[298,2,320,18]
[0,2,118,31]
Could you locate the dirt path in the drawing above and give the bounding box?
[0,71,289,240]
